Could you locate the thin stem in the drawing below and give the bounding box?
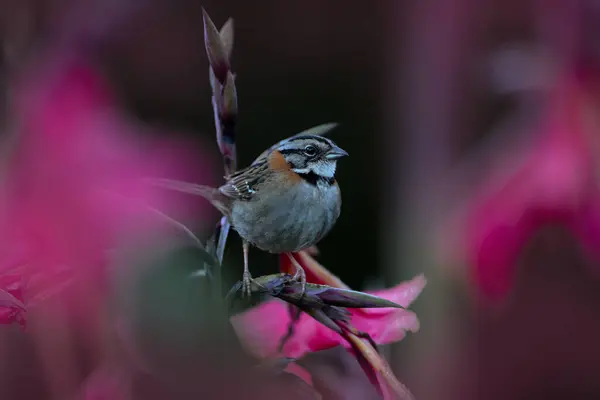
[202,9,238,298]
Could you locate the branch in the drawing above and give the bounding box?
[201,9,238,297]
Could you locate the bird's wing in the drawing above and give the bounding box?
[219,160,269,201]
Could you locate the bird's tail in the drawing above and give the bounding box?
[145,178,230,215]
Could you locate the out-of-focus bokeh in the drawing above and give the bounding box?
[2,0,600,398]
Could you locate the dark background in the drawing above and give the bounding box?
[2,0,388,288]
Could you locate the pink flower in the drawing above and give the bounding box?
[0,51,209,327]
[443,67,600,300]
[231,251,425,399]
[232,274,424,360]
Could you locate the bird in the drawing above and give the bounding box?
[149,131,348,296]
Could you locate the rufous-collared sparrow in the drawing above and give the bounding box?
[150,132,348,296]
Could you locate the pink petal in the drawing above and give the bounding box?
[231,275,425,359]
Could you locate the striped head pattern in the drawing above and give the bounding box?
[275,135,348,180]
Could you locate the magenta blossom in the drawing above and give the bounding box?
[231,274,424,360]
[443,68,600,300]
[231,250,424,400]
[0,52,209,327]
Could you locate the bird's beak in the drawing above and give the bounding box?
[326,145,349,160]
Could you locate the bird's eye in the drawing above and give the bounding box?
[303,145,318,156]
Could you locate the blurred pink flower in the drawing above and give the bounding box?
[0,52,208,327]
[446,68,600,300]
[79,364,131,400]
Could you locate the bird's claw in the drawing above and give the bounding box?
[242,270,255,297]
[291,266,307,299]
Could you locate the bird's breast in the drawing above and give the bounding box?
[230,181,341,253]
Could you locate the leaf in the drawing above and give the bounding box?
[221,71,238,117]
[202,8,230,83]
[219,18,235,60]
[248,276,403,310]
[304,308,344,334]
[312,287,404,309]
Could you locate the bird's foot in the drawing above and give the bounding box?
[291,264,307,300]
[241,270,256,297]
